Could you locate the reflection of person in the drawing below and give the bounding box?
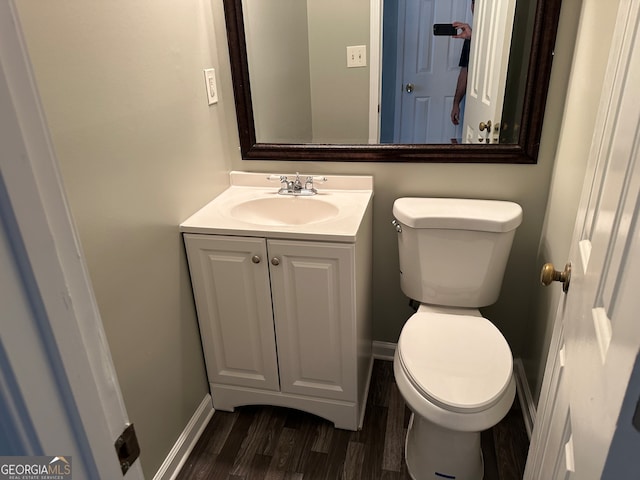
[450,0,474,126]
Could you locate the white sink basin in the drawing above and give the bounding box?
[180,172,373,241]
[229,197,340,226]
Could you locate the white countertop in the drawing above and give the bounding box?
[180,172,373,242]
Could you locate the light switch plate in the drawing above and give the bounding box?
[346,45,367,68]
[204,68,218,105]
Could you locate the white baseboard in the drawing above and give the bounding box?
[513,358,536,440]
[372,340,396,361]
[372,341,536,439]
[153,394,214,480]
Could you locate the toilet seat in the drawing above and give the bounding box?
[397,311,513,414]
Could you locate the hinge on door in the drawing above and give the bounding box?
[115,423,140,475]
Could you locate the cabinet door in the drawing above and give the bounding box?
[184,234,279,391]
[267,240,356,401]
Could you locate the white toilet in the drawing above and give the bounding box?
[391,197,523,480]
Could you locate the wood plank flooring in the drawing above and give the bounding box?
[176,360,529,480]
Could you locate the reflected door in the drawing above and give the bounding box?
[463,0,516,143]
[395,0,470,143]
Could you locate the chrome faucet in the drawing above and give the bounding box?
[267,173,327,196]
[292,172,303,193]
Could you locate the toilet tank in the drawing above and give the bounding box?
[392,198,523,307]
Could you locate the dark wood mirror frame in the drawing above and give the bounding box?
[223,0,562,163]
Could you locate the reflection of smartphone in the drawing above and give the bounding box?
[433,23,458,36]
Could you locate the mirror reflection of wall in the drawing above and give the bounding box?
[242,0,313,143]
[243,0,370,144]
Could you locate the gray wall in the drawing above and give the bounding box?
[14,0,604,475]
[15,0,233,476]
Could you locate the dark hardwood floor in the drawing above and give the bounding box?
[176,360,529,480]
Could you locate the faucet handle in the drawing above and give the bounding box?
[304,175,327,184]
[304,175,327,193]
[267,174,287,182]
[304,176,314,190]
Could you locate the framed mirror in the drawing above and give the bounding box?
[223,0,562,163]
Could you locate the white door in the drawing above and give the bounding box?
[183,234,280,392]
[462,0,516,144]
[0,3,143,477]
[267,239,356,402]
[525,2,640,478]
[395,0,470,143]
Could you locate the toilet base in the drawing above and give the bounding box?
[404,412,483,480]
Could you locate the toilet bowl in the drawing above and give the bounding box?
[391,198,522,480]
[394,305,515,480]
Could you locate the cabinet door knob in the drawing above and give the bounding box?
[271,257,280,266]
[251,255,261,264]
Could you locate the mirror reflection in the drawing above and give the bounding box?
[242,0,536,146]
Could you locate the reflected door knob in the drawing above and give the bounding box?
[405,83,414,93]
[540,262,571,293]
[479,120,492,132]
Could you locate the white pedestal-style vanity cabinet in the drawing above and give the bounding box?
[180,172,373,430]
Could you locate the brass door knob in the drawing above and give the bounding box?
[479,120,492,132]
[405,83,415,93]
[540,262,571,293]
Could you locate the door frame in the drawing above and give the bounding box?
[0,2,143,477]
[369,0,383,143]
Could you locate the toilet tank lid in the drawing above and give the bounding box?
[393,198,523,232]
